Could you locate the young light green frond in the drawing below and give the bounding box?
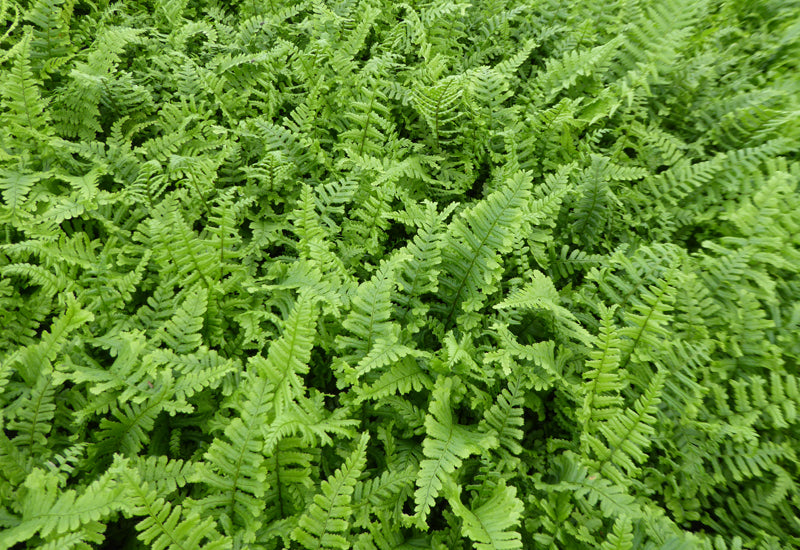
[437,170,532,328]
[131,455,194,496]
[579,304,624,428]
[158,286,207,354]
[352,465,418,529]
[412,75,465,146]
[495,270,593,345]
[190,364,274,532]
[590,370,667,486]
[292,433,369,550]
[0,33,49,137]
[394,201,455,331]
[263,399,359,453]
[0,466,126,550]
[192,415,270,532]
[0,169,42,219]
[479,374,525,466]
[536,36,623,102]
[348,336,425,386]
[261,294,319,413]
[447,481,524,550]
[337,254,407,369]
[355,356,434,403]
[600,516,634,550]
[8,295,92,387]
[141,196,219,292]
[414,377,497,525]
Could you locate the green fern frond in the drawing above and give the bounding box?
[495,270,593,346]
[535,36,623,102]
[579,304,625,428]
[292,433,369,550]
[586,370,667,486]
[446,480,524,550]
[118,463,230,550]
[10,296,93,385]
[336,255,407,369]
[0,32,49,138]
[413,377,497,525]
[158,286,207,354]
[412,75,466,147]
[0,466,126,550]
[479,374,525,467]
[352,465,417,529]
[600,516,634,550]
[131,455,194,496]
[264,436,316,521]
[260,294,319,413]
[355,356,434,403]
[437,170,532,329]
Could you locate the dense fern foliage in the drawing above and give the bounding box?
[1,0,799,548]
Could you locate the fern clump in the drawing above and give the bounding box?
[0,0,798,548]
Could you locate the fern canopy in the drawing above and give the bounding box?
[0,0,798,548]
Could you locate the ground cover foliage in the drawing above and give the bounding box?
[0,0,799,548]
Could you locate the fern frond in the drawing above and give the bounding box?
[600,516,634,550]
[118,463,230,550]
[131,455,194,496]
[352,465,418,529]
[446,480,524,550]
[579,304,624,428]
[0,169,42,220]
[479,374,525,468]
[413,377,497,525]
[354,356,434,403]
[586,370,667,486]
[495,270,593,346]
[292,433,369,550]
[158,286,207,354]
[437,170,532,329]
[0,466,126,550]
[0,33,49,138]
[10,296,93,385]
[336,255,407,371]
[393,200,456,331]
[412,75,466,147]
[259,294,319,413]
[535,36,623,102]
[264,436,316,521]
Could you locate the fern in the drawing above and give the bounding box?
[478,373,525,469]
[579,304,625,429]
[585,370,667,486]
[437,170,532,329]
[0,0,798,548]
[412,74,466,148]
[413,377,497,525]
[0,33,49,139]
[292,433,369,550]
[445,479,524,550]
[118,462,230,550]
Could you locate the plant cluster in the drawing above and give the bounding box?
[0,0,799,548]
